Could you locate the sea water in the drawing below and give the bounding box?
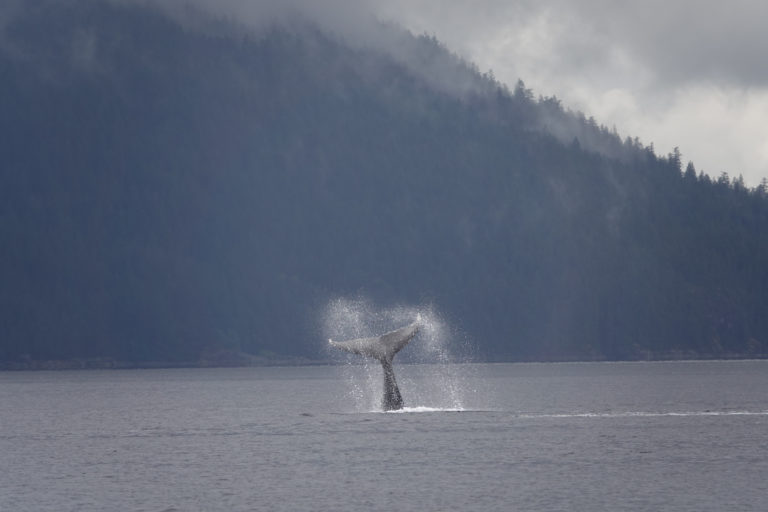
[2,361,768,511]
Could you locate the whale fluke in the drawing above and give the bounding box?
[329,320,419,411]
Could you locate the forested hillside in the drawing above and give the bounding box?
[1,0,767,366]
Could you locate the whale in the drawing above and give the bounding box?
[329,320,420,411]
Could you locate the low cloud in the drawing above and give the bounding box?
[372,0,768,185]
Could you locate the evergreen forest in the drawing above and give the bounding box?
[1,0,767,367]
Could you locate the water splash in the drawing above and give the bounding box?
[323,297,474,412]
[385,406,465,414]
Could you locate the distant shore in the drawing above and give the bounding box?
[0,353,328,371]
[2,351,767,371]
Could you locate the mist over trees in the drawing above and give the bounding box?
[1,0,767,366]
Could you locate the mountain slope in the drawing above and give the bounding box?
[1,0,767,364]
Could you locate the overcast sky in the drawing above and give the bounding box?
[367,0,768,186]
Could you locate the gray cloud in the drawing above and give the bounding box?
[370,0,768,185]
[586,0,768,88]
[374,0,768,89]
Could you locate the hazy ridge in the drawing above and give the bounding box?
[1,0,767,366]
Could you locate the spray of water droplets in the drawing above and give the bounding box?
[322,297,475,412]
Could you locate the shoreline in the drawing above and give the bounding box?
[2,353,767,371]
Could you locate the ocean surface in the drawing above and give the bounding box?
[2,361,767,511]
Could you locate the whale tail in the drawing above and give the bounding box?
[329,319,420,411]
[328,320,419,363]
